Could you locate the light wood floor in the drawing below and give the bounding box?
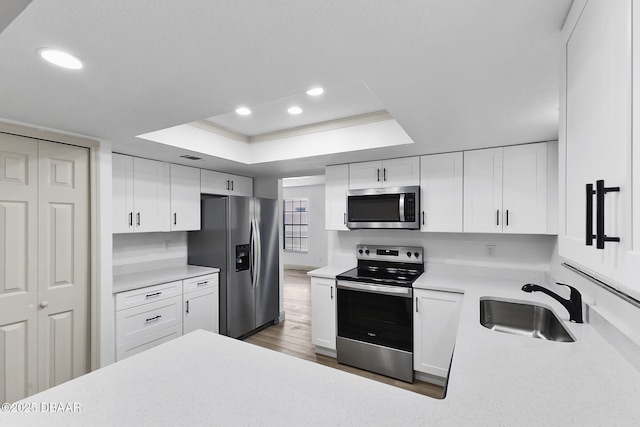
[244,269,444,399]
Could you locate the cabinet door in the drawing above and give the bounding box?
[310,277,336,350]
[133,157,170,232]
[325,165,349,231]
[201,169,231,195]
[382,157,420,188]
[170,164,201,231]
[349,161,383,189]
[414,289,462,378]
[561,0,638,293]
[183,287,219,335]
[502,143,547,234]
[228,174,253,197]
[112,154,134,234]
[420,153,463,232]
[463,148,503,233]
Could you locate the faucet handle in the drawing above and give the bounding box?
[556,282,580,294]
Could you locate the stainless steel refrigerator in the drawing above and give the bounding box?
[188,196,280,338]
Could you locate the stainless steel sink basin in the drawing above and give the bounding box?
[480,299,575,342]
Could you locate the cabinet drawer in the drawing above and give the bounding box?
[115,280,182,311]
[116,296,182,344]
[183,273,218,293]
[116,325,182,361]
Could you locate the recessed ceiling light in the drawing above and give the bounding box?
[288,106,302,115]
[38,48,83,70]
[235,107,252,116]
[306,87,324,96]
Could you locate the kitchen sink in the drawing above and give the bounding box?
[479,299,575,342]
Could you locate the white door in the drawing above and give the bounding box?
[0,133,38,402]
[0,134,90,402]
[414,289,462,378]
[201,169,230,195]
[183,288,219,335]
[325,165,349,231]
[463,148,503,233]
[349,161,382,189]
[170,164,201,231]
[381,157,420,188]
[502,143,547,234]
[420,153,463,232]
[228,175,253,197]
[310,278,336,350]
[112,154,134,233]
[133,157,170,232]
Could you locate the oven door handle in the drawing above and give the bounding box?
[336,280,412,298]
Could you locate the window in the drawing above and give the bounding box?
[283,199,308,252]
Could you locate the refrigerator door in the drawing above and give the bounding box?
[254,197,280,328]
[227,196,255,338]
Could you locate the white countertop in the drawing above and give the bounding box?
[307,264,352,279]
[113,265,220,294]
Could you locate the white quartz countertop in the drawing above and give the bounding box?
[113,265,220,294]
[307,264,352,279]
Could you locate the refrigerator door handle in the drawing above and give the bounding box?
[254,219,262,288]
[249,219,255,287]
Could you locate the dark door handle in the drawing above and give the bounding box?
[586,183,595,245]
[496,210,500,226]
[128,212,133,227]
[136,212,141,226]
[506,209,509,226]
[173,213,177,225]
[383,168,387,181]
[377,168,380,182]
[595,179,620,249]
[186,300,189,314]
[422,211,425,226]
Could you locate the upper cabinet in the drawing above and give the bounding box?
[325,164,349,231]
[463,142,553,234]
[113,154,170,233]
[200,169,253,197]
[560,0,639,297]
[349,157,419,189]
[170,164,201,231]
[420,152,463,232]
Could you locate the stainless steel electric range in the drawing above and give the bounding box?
[335,244,424,383]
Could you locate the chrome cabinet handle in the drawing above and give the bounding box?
[415,297,419,312]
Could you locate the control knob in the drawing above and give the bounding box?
[358,249,363,255]
[406,251,412,258]
[414,252,420,258]
[365,249,370,255]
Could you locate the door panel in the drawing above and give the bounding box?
[37,140,89,392]
[254,198,279,329]
[0,133,38,401]
[463,148,503,233]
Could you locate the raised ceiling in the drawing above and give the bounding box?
[0,1,572,177]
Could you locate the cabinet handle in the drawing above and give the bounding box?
[331,286,333,300]
[496,210,499,226]
[422,211,425,226]
[595,179,620,249]
[136,212,141,226]
[506,209,509,226]
[197,281,208,286]
[186,300,189,314]
[226,180,230,190]
[128,212,133,227]
[174,213,177,225]
[377,168,380,182]
[145,315,162,323]
[343,212,346,225]
[145,292,161,299]
[416,297,419,312]
[231,180,234,191]
[586,183,596,245]
[383,168,387,181]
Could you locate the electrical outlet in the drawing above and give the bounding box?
[485,245,496,258]
[164,240,171,250]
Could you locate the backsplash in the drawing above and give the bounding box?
[113,231,188,275]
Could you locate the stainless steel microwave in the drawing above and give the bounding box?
[346,186,420,229]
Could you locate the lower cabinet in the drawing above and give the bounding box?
[115,273,219,361]
[413,289,463,379]
[310,277,336,351]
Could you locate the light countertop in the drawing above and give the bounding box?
[113,265,220,294]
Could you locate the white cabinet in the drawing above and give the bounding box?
[420,152,463,232]
[325,164,349,231]
[559,0,640,298]
[115,280,183,361]
[413,289,462,379]
[201,169,253,196]
[310,277,336,351]
[349,157,419,189]
[112,154,170,233]
[170,164,201,231]
[183,274,219,335]
[463,143,551,234]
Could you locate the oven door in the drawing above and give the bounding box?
[336,281,413,352]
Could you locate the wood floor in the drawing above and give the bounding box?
[244,269,444,399]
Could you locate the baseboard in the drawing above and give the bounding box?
[415,371,446,387]
[314,346,336,358]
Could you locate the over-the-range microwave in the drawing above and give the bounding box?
[346,186,420,229]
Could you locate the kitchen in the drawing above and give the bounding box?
[1,0,640,425]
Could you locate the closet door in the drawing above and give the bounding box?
[0,133,38,402]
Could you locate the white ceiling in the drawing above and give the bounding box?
[0,0,572,178]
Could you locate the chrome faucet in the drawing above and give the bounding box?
[521,282,583,323]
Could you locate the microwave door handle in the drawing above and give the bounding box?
[399,194,405,222]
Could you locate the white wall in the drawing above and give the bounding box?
[112,232,188,274]
[283,183,327,268]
